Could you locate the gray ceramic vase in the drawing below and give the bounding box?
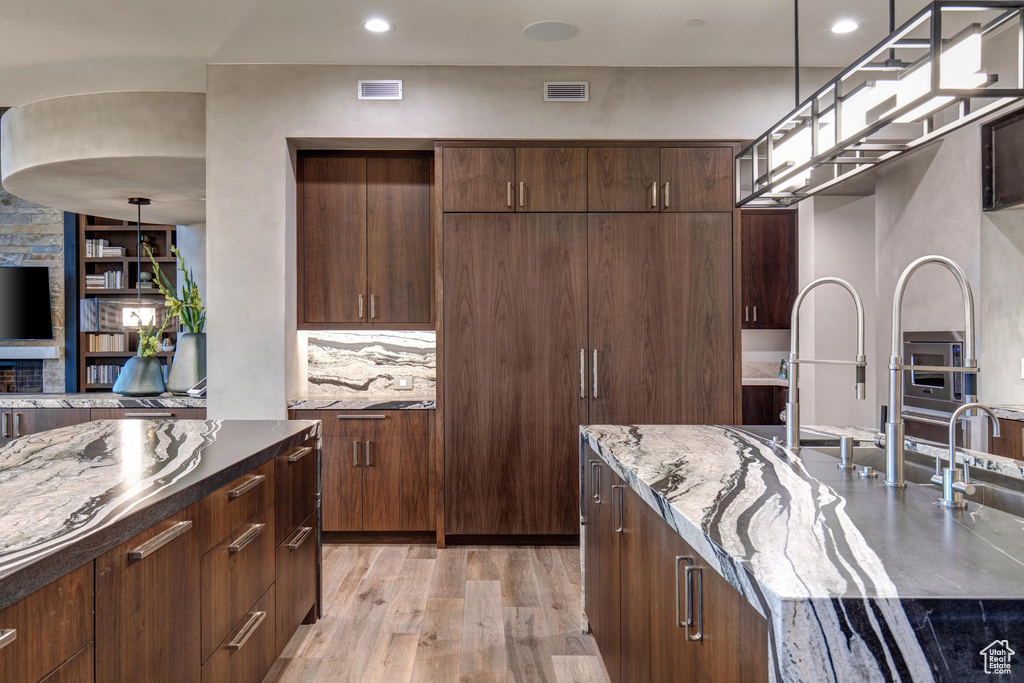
[112,356,167,396]
[166,332,207,395]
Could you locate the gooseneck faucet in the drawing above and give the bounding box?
[931,403,999,509]
[786,278,867,452]
[885,255,978,488]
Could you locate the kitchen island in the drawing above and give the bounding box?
[581,424,1024,683]
[0,418,320,682]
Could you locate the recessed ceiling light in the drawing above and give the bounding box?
[363,18,393,33]
[686,19,707,27]
[831,19,859,34]
[523,21,577,41]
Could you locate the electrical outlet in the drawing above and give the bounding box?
[395,376,414,391]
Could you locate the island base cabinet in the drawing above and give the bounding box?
[276,513,317,657]
[96,505,202,683]
[202,585,277,683]
[39,643,93,683]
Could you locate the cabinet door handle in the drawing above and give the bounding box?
[663,182,670,208]
[519,181,525,208]
[1,413,9,438]
[125,411,174,418]
[287,526,314,550]
[685,565,704,641]
[365,440,372,466]
[358,294,365,319]
[370,294,376,319]
[675,556,694,627]
[228,523,266,553]
[226,610,266,650]
[651,182,658,208]
[0,628,16,651]
[128,520,193,560]
[13,413,22,437]
[353,441,360,466]
[753,306,758,323]
[579,349,586,399]
[227,474,266,499]
[612,485,624,532]
[592,349,599,399]
[337,414,387,420]
[286,445,314,463]
[507,181,513,208]
[590,461,602,503]
[744,306,749,322]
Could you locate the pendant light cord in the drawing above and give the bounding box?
[794,0,800,107]
[136,202,141,304]
[888,0,897,62]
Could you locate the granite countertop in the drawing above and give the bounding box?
[741,377,789,387]
[288,396,436,410]
[0,393,206,409]
[992,405,1024,422]
[0,418,320,610]
[581,424,1024,682]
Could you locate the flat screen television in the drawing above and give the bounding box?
[0,266,53,340]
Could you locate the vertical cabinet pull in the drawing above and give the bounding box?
[592,349,599,398]
[612,485,624,532]
[590,461,602,502]
[358,294,365,319]
[663,182,670,208]
[13,413,22,437]
[2,413,9,438]
[365,440,372,466]
[226,610,266,650]
[0,628,16,651]
[579,349,586,399]
[519,181,525,208]
[128,520,193,560]
[674,556,694,627]
[744,306,749,322]
[353,441,360,466]
[507,181,513,208]
[651,182,658,208]
[685,565,704,641]
[753,306,758,322]
[370,295,376,319]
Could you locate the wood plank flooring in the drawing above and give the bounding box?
[264,544,608,683]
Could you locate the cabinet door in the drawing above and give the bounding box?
[990,418,1024,460]
[583,455,604,649]
[587,458,620,683]
[442,147,515,212]
[361,435,430,531]
[89,408,207,420]
[649,511,699,681]
[619,481,651,683]
[444,212,588,535]
[588,147,661,212]
[301,156,367,323]
[660,147,734,213]
[515,147,587,212]
[0,411,12,447]
[367,157,432,323]
[589,213,734,425]
[12,408,90,437]
[322,436,363,531]
[96,505,201,683]
[742,211,797,329]
[742,386,781,426]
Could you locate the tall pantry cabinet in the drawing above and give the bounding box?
[440,142,739,537]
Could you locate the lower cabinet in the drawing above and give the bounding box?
[90,408,208,420]
[741,385,787,426]
[276,513,317,657]
[0,408,92,447]
[584,449,770,682]
[990,417,1024,461]
[202,586,277,683]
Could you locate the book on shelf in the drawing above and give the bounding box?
[85,271,124,289]
[99,246,127,257]
[86,363,123,385]
[86,333,127,352]
[84,238,111,258]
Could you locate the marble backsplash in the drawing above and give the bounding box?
[305,331,435,398]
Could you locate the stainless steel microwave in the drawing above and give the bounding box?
[902,331,967,413]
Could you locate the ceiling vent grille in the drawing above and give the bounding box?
[358,80,403,100]
[544,81,589,102]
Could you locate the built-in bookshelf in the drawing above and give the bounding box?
[77,215,179,392]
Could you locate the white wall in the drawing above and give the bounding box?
[205,64,833,418]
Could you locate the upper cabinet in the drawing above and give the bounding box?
[741,209,797,329]
[442,146,587,212]
[298,153,433,329]
[589,146,734,213]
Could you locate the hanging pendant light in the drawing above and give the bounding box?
[121,197,156,329]
[737,0,1024,207]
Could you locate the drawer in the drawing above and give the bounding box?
[274,438,317,547]
[0,562,93,683]
[201,585,276,683]
[293,409,429,437]
[275,513,317,657]
[90,408,207,420]
[198,460,274,554]
[40,643,93,683]
[201,506,276,663]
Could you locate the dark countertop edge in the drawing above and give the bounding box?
[0,420,320,611]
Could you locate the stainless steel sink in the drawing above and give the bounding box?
[809,445,1024,518]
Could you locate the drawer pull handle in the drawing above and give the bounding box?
[674,556,694,628]
[685,565,704,641]
[13,413,22,437]
[0,628,16,651]
[228,474,266,499]
[287,526,314,550]
[286,446,314,463]
[128,520,193,560]
[612,485,624,533]
[353,441,360,466]
[226,610,266,650]
[336,414,387,420]
[125,412,174,418]
[228,523,266,553]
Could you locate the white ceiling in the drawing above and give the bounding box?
[0,0,921,106]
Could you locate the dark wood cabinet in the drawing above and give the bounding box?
[298,153,433,328]
[39,644,92,683]
[741,385,787,426]
[0,408,91,447]
[589,212,734,425]
[515,147,587,211]
[320,436,364,531]
[275,513,316,658]
[89,408,206,420]
[741,210,797,329]
[990,417,1024,460]
[443,212,588,535]
[588,147,661,212]
[660,147,734,213]
[201,586,277,683]
[442,147,515,212]
[362,435,430,531]
[274,442,317,547]
[95,505,202,683]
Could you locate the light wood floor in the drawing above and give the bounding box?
[264,544,610,683]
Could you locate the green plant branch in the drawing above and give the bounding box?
[146,245,206,334]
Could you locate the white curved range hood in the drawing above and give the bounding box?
[0,91,206,225]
